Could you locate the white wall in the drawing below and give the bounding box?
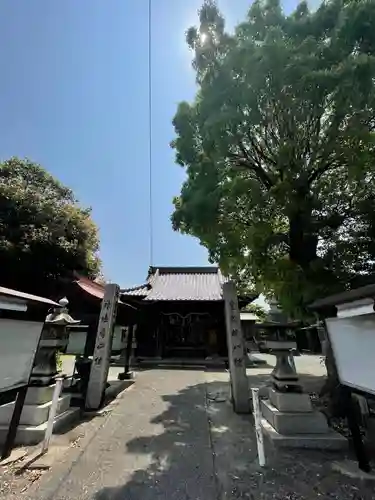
[112,326,127,352]
[66,330,87,355]
[326,314,375,395]
[0,319,44,392]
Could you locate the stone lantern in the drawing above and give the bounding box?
[258,299,345,449]
[257,299,301,392]
[30,298,80,386]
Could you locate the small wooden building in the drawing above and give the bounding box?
[121,266,256,360]
[55,275,137,357]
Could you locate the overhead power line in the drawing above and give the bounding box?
[148,0,154,266]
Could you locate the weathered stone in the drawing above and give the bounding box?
[268,388,312,413]
[261,418,347,450]
[0,394,71,427]
[223,281,250,414]
[261,399,329,435]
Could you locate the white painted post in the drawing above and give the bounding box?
[251,387,266,467]
[85,284,120,410]
[223,281,250,414]
[41,376,63,454]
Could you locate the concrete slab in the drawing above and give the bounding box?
[0,407,80,445]
[0,394,71,427]
[332,460,375,480]
[105,379,134,401]
[0,448,27,466]
[25,446,70,470]
[261,399,329,435]
[261,419,347,450]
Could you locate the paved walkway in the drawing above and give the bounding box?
[19,366,374,500]
[23,370,217,500]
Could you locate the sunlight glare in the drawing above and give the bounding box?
[200,32,208,44]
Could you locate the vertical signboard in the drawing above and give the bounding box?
[223,281,250,413]
[85,284,120,410]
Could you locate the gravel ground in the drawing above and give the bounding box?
[2,367,375,500]
[0,455,45,497]
[206,372,375,500]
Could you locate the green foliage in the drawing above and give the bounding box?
[56,351,63,372]
[171,0,375,318]
[242,302,268,322]
[0,157,101,295]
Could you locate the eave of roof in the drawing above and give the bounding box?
[0,286,58,306]
[74,277,137,309]
[309,283,375,310]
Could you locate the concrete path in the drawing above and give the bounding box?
[17,364,375,500]
[23,370,217,500]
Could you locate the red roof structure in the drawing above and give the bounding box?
[74,275,136,309]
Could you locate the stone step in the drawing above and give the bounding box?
[0,407,80,446]
[0,394,71,427]
[261,399,329,435]
[261,418,347,450]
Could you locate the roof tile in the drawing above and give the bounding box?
[122,267,226,301]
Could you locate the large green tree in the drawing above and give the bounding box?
[0,157,101,296]
[171,0,375,317]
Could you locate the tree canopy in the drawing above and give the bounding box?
[0,157,101,296]
[242,302,268,322]
[171,0,375,317]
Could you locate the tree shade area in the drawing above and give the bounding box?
[171,0,375,318]
[0,157,101,296]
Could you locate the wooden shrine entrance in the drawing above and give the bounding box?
[161,312,212,358]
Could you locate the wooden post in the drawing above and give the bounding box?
[85,284,119,410]
[342,386,371,473]
[223,281,250,414]
[1,386,28,460]
[118,325,134,380]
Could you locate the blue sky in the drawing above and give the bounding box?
[0,0,317,288]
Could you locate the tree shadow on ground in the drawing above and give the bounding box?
[95,378,218,500]
[94,374,373,500]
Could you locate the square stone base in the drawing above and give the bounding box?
[0,394,71,427]
[269,388,312,413]
[0,408,80,446]
[261,419,347,450]
[261,399,329,435]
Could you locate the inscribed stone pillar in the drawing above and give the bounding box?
[223,281,250,413]
[85,284,119,410]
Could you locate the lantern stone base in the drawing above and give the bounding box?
[261,418,347,450]
[0,384,80,445]
[260,388,346,449]
[0,408,80,446]
[261,399,329,434]
[268,388,313,413]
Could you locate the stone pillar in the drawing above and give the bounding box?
[85,284,119,410]
[223,281,250,414]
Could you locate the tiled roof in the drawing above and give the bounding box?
[121,266,227,301]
